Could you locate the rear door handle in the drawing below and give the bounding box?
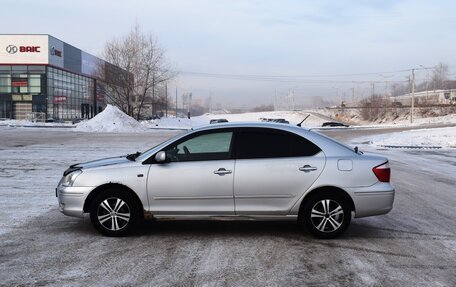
[299,165,317,172]
[214,168,232,175]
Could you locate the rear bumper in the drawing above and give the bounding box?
[57,185,93,218]
[345,183,395,218]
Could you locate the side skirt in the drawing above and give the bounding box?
[149,214,298,221]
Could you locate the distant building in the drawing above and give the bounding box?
[0,34,127,120]
[392,89,456,106]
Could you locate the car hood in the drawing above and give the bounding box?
[72,156,131,170]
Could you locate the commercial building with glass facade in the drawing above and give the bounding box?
[0,34,124,120]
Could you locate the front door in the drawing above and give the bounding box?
[147,129,236,215]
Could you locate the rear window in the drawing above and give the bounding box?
[237,128,321,159]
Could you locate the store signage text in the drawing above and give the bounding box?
[51,46,62,57]
[20,46,40,52]
[6,45,41,54]
[12,80,28,87]
[54,96,67,103]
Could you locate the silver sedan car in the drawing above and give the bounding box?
[57,122,394,238]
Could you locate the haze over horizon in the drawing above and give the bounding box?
[2,0,456,108]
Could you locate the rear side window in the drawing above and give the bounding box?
[237,128,321,159]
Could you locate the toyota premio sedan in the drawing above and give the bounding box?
[57,122,394,238]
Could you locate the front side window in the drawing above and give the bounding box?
[165,131,233,162]
[237,128,321,159]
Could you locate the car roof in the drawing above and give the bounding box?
[193,121,310,132]
[190,122,355,156]
[138,121,357,163]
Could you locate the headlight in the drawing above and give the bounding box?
[61,170,82,187]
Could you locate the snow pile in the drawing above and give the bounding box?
[75,105,147,132]
[360,127,456,148]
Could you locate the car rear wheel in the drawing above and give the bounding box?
[90,189,139,237]
[301,192,351,239]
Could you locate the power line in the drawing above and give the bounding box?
[178,69,411,79]
[176,64,456,81]
[177,72,408,84]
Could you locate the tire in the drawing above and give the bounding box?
[301,191,351,239]
[90,189,139,237]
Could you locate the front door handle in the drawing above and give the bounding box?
[299,165,318,172]
[214,168,232,175]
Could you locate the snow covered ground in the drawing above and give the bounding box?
[311,108,456,127]
[1,104,455,133]
[0,128,177,235]
[0,106,334,132]
[142,110,326,130]
[356,126,456,149]
[1,127,455,286]
[2,105,455,150]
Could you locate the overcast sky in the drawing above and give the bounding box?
[2,0,456,108]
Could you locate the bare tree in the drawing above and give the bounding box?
[431,62,449,90]
[100,25,175,119]
[390,82,407,97]
[359,95,390,121]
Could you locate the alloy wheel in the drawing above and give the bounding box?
[96,197,131,231]
[310,199,344,233]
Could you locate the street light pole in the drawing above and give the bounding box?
[165,83,168,117]
[410,69,415,124]
[419,65,429,99]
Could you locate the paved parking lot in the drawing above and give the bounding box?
[0,127,455,286]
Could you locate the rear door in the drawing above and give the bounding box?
[234,128,325,215]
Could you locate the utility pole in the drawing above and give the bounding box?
[410,69,415,124]
[351,87,355,106]
[274,88,277,111]
[188,93,192,118]
[371,82,375,99]
[384,80,389,109]
[165,83,168,117]
[175,87,178,117]
[151,73,155,117]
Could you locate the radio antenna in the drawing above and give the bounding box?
[297,114,310,127]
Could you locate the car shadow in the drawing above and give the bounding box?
[133,220,307,238]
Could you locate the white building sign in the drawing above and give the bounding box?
[0,35,48,64]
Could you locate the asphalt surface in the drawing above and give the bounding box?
[0,127,455,286]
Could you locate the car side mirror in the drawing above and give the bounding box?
[155,151,168,163]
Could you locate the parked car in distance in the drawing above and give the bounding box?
[272,118,289,124]
[57,122,394,238]
[260,118,289,124]
[322,122,349,127]
[209,118,228,124]
[71,118,84,125]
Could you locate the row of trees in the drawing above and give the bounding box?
[390,63,454,97]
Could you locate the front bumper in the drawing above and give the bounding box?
[345,183,395,218]
[56,185,93,218]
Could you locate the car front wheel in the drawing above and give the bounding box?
[90,189,139,237]
[302,192,351,239]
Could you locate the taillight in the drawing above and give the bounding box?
[373,161,391,182]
